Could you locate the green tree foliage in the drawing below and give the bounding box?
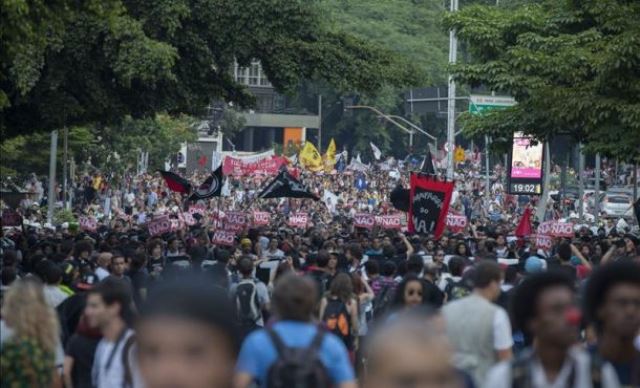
[0,115,196,178]
[1,0,420,138]
[443,0,640,161]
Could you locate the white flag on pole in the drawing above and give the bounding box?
[370,142,382,160]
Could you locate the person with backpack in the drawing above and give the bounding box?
[85,277,142,388]
[442,261,513,386]
[319,273,359,359]
[485,271,621,388]
[229,257,270,338]
[234,274,356,388]
[440,256,472,302]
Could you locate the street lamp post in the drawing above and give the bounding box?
[446,0,459,180]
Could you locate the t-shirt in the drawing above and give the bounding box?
[92,329,137,388]
[236,321,355,388]
[1,336,55,387]
[229,279,270,327]
[66,334,100,388]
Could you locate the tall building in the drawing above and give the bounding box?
[230,61,321,151]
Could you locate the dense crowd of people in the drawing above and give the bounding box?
[1,157,639,388]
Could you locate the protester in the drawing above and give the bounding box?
[135,274,240,388]
[1,277,62,387]
[84,277,141,387]
[229,257,270,337]
[583,261,640,387]
[235,274,356,388]
[363,309,469,388]
[64,314,102,388]
[485,271,621,388]
[319,272,359,357]
[442,260,513,385]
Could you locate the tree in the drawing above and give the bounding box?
[0,115,196,179]
[443,0,640,161]
[1,0,421,139]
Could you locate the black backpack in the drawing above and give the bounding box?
[235,279,261,331]
[266,327,332,388]
[444,278,471,302]
[372,284,394,320]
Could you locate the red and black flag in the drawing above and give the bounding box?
[257,170,319,201]
[408,173,454,239]
[159,171,192,194]
[189,166,223,201]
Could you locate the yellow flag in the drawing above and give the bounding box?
[324,138,337,172]
[299,141,323,172]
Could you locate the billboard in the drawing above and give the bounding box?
[508,132,544,195]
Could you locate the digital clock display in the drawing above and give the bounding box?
[510,183,541,194]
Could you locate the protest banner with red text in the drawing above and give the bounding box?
[252,211,270,226]
[288,212,309,228]
[354,213,376,229]
[375,214,402,230]
[223,155,288,176]
[79,216,97,232]
[148,216,171,236]
[212,230,236,246]
[446,214,468,234]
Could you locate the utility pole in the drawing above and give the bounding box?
[318,95,322,151]
[62,126,69,209]
[536,141,552,222]
[578,144,585,221]
[446,0,458,180]
[594,153,600,224]
[484,135,491,200]
[47,131,58,224]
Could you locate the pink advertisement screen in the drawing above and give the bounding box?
[510,134,543,179]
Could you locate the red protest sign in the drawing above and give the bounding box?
[1,210,22,227]
[551,222,574,238]
[288,212,309,228]
[252,211,270,226]
[376,214,402,229]
[354,213,375,229]
[79,216,97,232]
[148,215,171,236]
[536,235,553,250]
[537,221,554,236]
[446,214,468,233]
[212,230,235,246]
[225,211,248,227]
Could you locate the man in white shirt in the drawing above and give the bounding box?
[95,252,113,281]
[85,277,142,388]
[262,238,284,261]
[442,261,513,386]
[41,260,69,308]
[484,272,620,388]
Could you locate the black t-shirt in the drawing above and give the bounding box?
[129,269,149,307]
[65,334,100,388]
[548,260,577,283]
[422,279,445,308]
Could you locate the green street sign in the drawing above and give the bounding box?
[469,94,516,114]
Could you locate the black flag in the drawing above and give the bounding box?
[421,150,435,175]
[189,166,223,201]
[634,197,640,227]
[159,171,192,194]
[257,171,319,200]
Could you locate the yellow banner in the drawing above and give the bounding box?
[324,138,337,172]
[299,141,324,172]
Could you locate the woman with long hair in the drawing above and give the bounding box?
[1,277,62,387]
[319,273,359,357]
[391,274,424,313]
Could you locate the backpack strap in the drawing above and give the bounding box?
[510,350,534,388]
[589,351,603,388]
[302,327,325,362]
[122,334,137,388]
[266,327,288,357]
